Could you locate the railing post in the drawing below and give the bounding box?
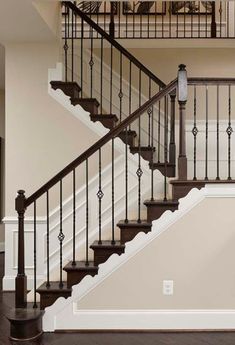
[15,190,27,308]
[169,90,176,168]
[211,1,217,38]
[109,2,115,38]
[177,64,188,180]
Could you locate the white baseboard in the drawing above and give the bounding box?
[0,241,4,252]
[53,309,235,331]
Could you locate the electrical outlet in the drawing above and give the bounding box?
[163,280,174,295]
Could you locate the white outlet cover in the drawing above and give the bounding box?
[163,280,174,295]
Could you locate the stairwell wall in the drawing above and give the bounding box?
[4,42,104,217]
[75,194,235,310]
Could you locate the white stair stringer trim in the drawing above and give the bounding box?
[43,183,235,331]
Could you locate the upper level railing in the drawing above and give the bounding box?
[66,1,235,39]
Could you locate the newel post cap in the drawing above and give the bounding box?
[15,190,26,213]
[178,64,188,102]
[178,64,186,71]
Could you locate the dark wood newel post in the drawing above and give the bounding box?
[15,190,27,308]
[169,90,176,168]
[211,1,217,38]
[109,2,115,38]
[177,64,188,180]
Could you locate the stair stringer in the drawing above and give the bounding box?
[42,184,235,331]
[65,50,168,157]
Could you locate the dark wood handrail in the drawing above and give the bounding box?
[188,77,235,85]
[62,1,166,89]
[25,79,177,207]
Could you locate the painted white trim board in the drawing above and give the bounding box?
[55,309,235,330]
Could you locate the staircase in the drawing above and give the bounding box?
[7,1,235,341]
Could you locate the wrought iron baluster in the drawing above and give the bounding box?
[176,3,179,38]
[85,159,89,265]
[198,2,201,38]
[147,6,150,38]
[164,96,168,201]
[220,2,222,37]
[72,169,76,265]
[227,2,230,37]
[125,126,129,223]
[137,70,142,223]
[126,3,128,38]
[227,85,233,180]
[158,97,161,163]
[140,10,143,38]
[118,1,121,38]
[148,78,151,146]
[129,60,132,131]
[100,37,104,112]
[155,2,157,38]
[205,85,209,180]
[150,104,154,201]
[110,45,113,114]
[58,180,64,288]
[111,138,115,244]
[216,85,220,180]
[71,6,74,82]
[119,52,123,122]
[104,2,107,32]
[80,18,84,97]
[192,85,198,180]
[64,5,68,82]
[89,26,94,98]
[46,191,50,287]
[33,201,37,308]
[133,2,135,38]
[97,148,103,243]
[169,2,172,38]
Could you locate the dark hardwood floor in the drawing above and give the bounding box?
[1,252,235,344]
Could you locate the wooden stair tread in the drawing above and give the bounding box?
[117,220,152,228]
[50,81,81,92]
[119,130,137,136]
[144,199,179,206]
[90,240,125,249]
[36,281,71,293]
[91,114,118,121]
[6,308,44,322]
[64,261,98,272]
[71,97,100,105]
[130,146,156,152]
[150,162,175,168]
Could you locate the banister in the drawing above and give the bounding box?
[188,77,235,85]
[62,1,166,89]
[25,78,177,207]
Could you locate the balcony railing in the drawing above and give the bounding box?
[63,1,235,39]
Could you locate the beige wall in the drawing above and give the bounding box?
[78,197,235,310]
[99,47,235,120]
[5,42,102,216]
[128,48,235,84]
